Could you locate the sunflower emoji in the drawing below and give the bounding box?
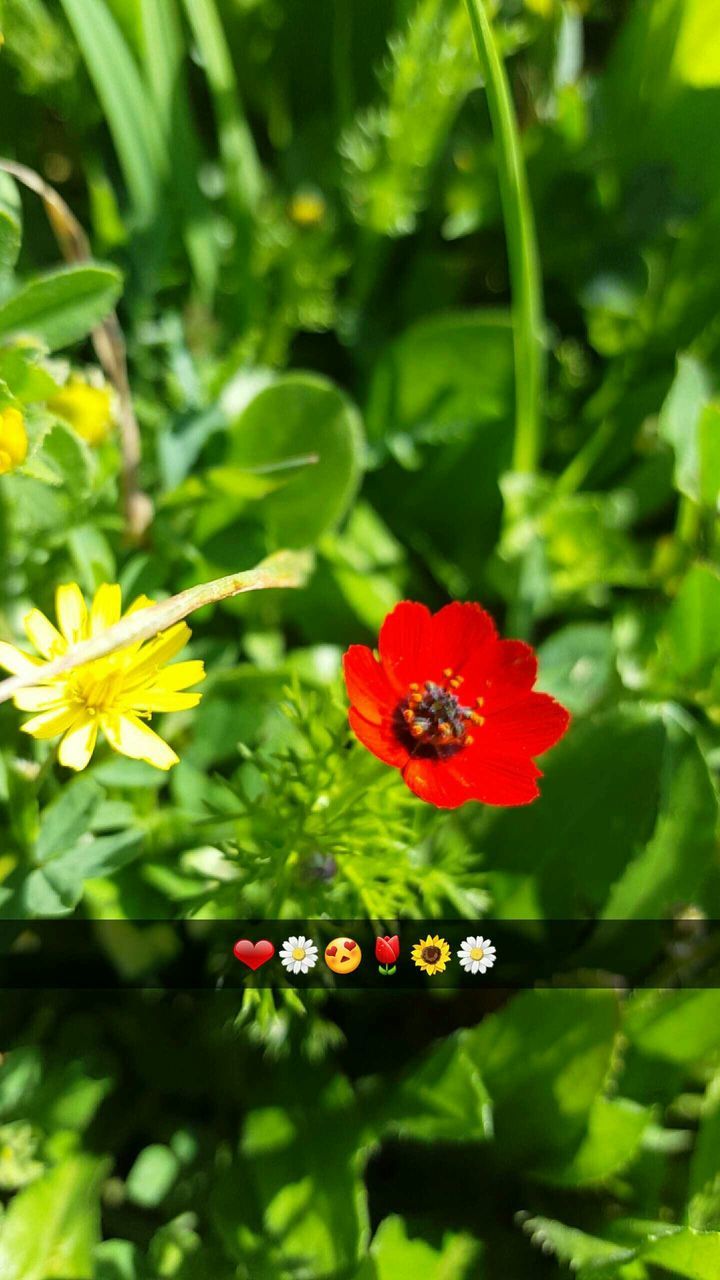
[412,934,451,976]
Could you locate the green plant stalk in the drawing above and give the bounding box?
[464,0,544,474]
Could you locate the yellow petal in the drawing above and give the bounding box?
[14,686,65,712]
[102,713,179,770]
[124,594,156,616]
[58,717,98,770]
[123,624,191,682]
[150,660,205,692]
[126,690,202,713]
[90,583,122,636]
[0,641,44,675]
[55,583,88,643]
[23,608,66,659]
[21,706,81,739]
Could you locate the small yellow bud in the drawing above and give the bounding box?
[288,188,326,228]
[0,406,28,475]
[48,377,113,445]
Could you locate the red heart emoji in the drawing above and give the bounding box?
[233,939,275,971]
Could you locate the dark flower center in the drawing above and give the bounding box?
[422,945,442,964]
[398,669,485,754]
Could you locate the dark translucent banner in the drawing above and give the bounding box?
[0,917,718,989]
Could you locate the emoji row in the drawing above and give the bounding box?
[233,934,497,976]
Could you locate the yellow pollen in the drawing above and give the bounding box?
[476,696,485,707]
[466,734,474,745]
[470,947,484,961]
[450,676,464,689]
[443,667,454,679]
[409,682,420,691]
[410,723,424,738]
[292,947,306,961]
[403,708,415,724]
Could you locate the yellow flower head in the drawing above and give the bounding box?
[0,407,28,475]
[0,583,205,772]
[411,934,452,976]
[48,378,113,445]
[288,188,327,228]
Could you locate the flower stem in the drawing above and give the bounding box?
[464,0,544,474]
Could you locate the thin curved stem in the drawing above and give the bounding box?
[464,0,544,474]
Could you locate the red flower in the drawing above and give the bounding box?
[375,935,400,965]
[343,601,570,809]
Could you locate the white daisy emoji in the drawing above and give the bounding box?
[279,935,318,975]
[457,935,496,975]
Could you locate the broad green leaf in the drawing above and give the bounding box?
[461,989,620,1169]
[58,0,166,225]
[227,373,364,547]
[658,563,720,682]
[36,777,104,864]
[0,265,122,351]
[672,0,720,87]
[486,704,711,919]
[537,622,616,715]
[95,1239,145,1280]
[688,1073,720,1230]
[125,1144,179,1208]
[373,1036,493,1144]
[538,1096,651,1188]
[0,1154,106,1279]
[0,1049,42,1120]
[213,1077,370,1277]
[22,829,144,917]
[625,990,720,1064]
[355,1216,481,1280]
[366,309,514,444]
[600,707,716,918]
[0,172,22,273]
[0,347,59,402]
[658,355,718,504]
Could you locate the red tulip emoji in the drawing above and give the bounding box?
[375,934,400,976]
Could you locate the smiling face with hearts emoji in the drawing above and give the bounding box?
[233,938,275,971]
[324,936,362,975]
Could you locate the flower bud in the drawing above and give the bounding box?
[48,377,113,445]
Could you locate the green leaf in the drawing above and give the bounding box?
[521,1214,633,1271]
[536,622,616,716]
[600,707,716,918]
[658,563,720,683]
[125,1145,180,1208]
[0,171,22,273]
[659,354,718,504]
[625,990,720,1065]
[374,1036,493,1144]
[22,829,144,916]
[461,989,620,1169]
[538,1096,651,1188]
[0,265,122,351]
[367,310,514,444]
[58,0,166,225]
[0,1154,106,1280]
[226,373,364,547]
[641,1228,720,1279]
[355,1216,481,1280]
[688,1073,720,1230]
[36,777,104,864]
[486,704,712,919]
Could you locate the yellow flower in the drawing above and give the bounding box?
[48,378,113,445]
[411,934,452,976]
[288,188,326,228]
[0,583,205,772]
[0,407,28,475]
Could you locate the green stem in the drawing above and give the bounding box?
[464,0,544,474]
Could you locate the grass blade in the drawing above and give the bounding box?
[58,0,167,226]
[464,0,544,474]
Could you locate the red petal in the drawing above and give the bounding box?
[401,756,474,809]
[343,645,395,724]
[484,692,570,756]
[348,707,408,769]
[428,601,497,679]
[468,638,538,711]
[378,601,432,694]
[454,745,542,806]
